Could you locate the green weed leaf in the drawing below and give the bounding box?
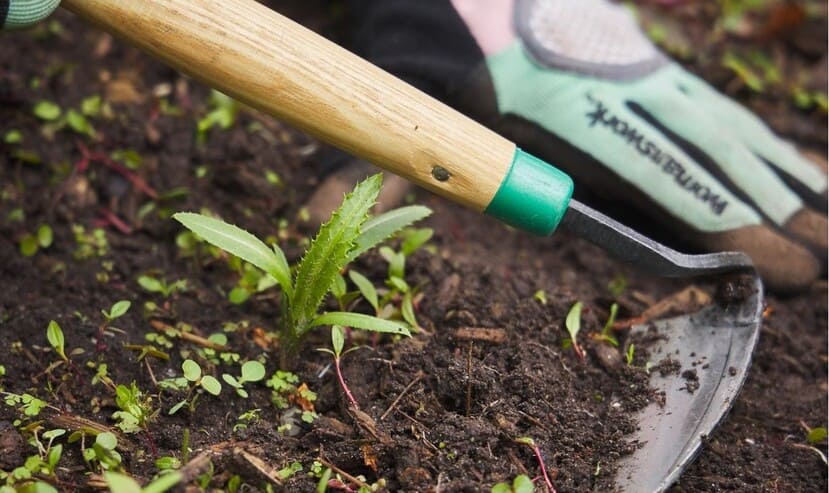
[401,227,433,256]
[240,361,266,383]
[807,427,827,445]
[37,225,53,248]
[291,174,382,332]
[311,312,410,337]
[565,302,583,341]
[348,205,432,262]
[46,320,66,361]
[331,326,345,357]
[200,375,222,396]
[103,471,142,493]
[348,270,378,311]
[182,360,201,382]
[33,101,61,121]
[107,300,131,320]
[173,213,292,296]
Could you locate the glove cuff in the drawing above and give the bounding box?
[2,0,60,30]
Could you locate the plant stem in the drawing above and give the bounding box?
[334,356,359,409]
[531,444,556,493]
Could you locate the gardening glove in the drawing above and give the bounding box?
[1,0,60,30]
[347,0,827,292]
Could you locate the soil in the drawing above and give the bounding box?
[0,2,826,493]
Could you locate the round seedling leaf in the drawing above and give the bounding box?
[96,432,118,450]
[200,375,222,396]
[37,225,53,248]
[33,101,61,121]
[182,359,201,382]
[240,361,266,383]
[103,471,142,493]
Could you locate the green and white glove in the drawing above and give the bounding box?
[352,0,827,292]
[1,0,60,30]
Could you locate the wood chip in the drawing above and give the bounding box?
[454,327,507,344]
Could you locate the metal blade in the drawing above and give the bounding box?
[559,199,753,278]
[614,275,763,492]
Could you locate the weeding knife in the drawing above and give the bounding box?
[61,0,753,277]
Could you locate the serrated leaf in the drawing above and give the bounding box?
[173,213,292,297]
[348,205,432,262]
[291,174,382,332]
[200,375,222,395]
[348,270,378,311]
[310,312,410,337]
[331,273,347,299]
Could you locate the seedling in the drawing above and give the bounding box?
[164,359,223,415]
[562,302,586,360]
[3,392,52,418]
[265,370,317,420]
[515,437,557,493]
[83,432,123,472]
[71,224,109,259]
[19,224,53,257]
[46,320,68,363]
[104,469,185,493]
[101,300,131,323]
[625,344,636,366]
[138,275,188,298]
[222,361,266,398]
[593,302,619,347]
[317,326,362,409]
[112,382,156,434]
[196,90,239,144]
[233,408,261,432]
[174,174,430,364]
[491,474,535,493]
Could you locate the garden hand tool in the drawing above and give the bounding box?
[59,0,763,490]
[347,0,826,293]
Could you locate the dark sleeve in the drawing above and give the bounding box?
[348,0,486,103]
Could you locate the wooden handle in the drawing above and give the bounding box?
[61,0,516,211]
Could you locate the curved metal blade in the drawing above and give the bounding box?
[613,275,763,492]
[559,200,753,277]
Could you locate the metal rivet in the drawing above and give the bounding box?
[431,165,451,182]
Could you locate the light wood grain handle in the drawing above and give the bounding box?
[61,0,517,212]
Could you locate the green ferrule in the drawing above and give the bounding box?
[484,148,573,236]
[2,0,61,30]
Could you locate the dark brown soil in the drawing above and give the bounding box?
[0,3,826,493]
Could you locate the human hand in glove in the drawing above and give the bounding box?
[1,0,60,30]
[349,0,827,292]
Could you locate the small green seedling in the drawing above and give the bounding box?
[514,437,556,493]
[222,361,266,398]
[137,275,188,298]
[807,426,828,445]
[491,474,535,493]
[104,469,184,493]
[46,320,67,362]
[594,302,619,347]
[165,359,222,415]
[625,344,635,366]
[562,302,586,360]
[196,90,239,144]
[83,432,123,472]
[101,300,131,322]
[19,224,53,257]
[112,382,156,434]
[3,392,51,417]
[317,326,364,409]
[174,174,430,364]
